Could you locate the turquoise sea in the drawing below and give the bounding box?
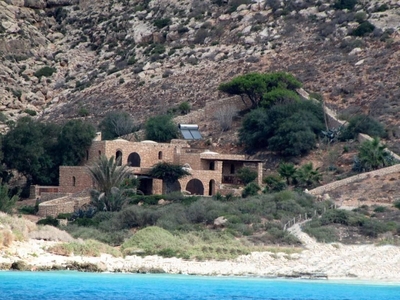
[0,272,399,299]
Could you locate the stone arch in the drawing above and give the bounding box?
[186,179,204,195]
[116,150,122,166]
[128,152,141,167]
[208,179,215,196]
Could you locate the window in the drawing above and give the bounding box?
[209,161,215,170]
[158,151,163,160]
[72,176,76,187]
[230,164,235,174]
[116,150,122,166]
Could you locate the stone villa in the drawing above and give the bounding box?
[34,135,263,216]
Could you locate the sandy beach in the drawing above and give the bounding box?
[2,229,400,282]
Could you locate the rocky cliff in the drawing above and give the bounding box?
[0,0,399,137]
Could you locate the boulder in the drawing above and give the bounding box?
[24,0,46,9]
[214,216,227,227]
[46,0,79,8]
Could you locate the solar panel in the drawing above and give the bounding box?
[179,124,202,140]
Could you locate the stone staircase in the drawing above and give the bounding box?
[287,220,317,247]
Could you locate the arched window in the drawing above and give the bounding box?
[98,150,102,157]
[128,152,141,167]
[158,151,163,160]
[72,176,76,187]
[116,150,122,166]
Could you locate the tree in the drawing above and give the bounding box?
[2,117,60,185]
[57,120,96,166]
[294,162,322,188]
[149,162,190,194]
[355,138,396,172]
[145,115,178,142]
[87,156,133,211]
[239,100,324,156]
[99,111,136,140]
[237,167,258,185]
[0,181,19,213]
[278,162,297,185]
[218,72,302,108]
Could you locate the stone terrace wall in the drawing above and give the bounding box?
[38,196,91,218]
[309,164,400,196]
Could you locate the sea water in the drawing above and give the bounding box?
[0,271,399,300]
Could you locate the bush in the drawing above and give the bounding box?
[351,21,375,37]
[99,111,136,140]
[333,0,357,10]
[237,167,258,185]
[145,114,178,142]
[303,220,337,243]
[25,107,44,117]
[214,105,238,131]
[34,66,56,78]
[263,175,287,193]
[178,101,191,114]
[394,200,400,210]
[153,18,171,29]
[261,88,300,108]
[339,114,386,141]
[242,182,260,198]
[37,216,59,227]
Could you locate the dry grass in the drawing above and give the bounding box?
[29,225,75,242]
[0,212,37,244]
[48,239,121,257]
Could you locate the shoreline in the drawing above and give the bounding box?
[2,239,400,283]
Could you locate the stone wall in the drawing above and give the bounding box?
[59,166,93,194]
[37,196,91,217]
[309,164,400,196]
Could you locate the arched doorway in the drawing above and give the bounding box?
[116,150,122,166]
[208,179,215,196]
[128,152,141,167]
[186,179,204,195]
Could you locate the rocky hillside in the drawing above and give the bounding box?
[0,0,399,139]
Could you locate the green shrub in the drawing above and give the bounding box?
[373,206,387,213]
[394,200,400,210]
[303,221,337,243]
[238,167,258,185]
[339,114,386,141]
[145,114,178,142]
[37,216,59,227]
[261,88,300,108]
[333,0,357,10]
[178,102,191,114]
[263,175,287,192]
[34,66,56,78]
[351,21,375,37]
[242,182,260,198]
[24,108,37,117]
[153,18,171,29]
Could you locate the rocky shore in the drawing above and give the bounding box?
[1,237,400,282]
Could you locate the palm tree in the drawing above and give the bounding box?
[278,162,297,185]
[87,155,133,211]
[357,138,396,171]
[294,162,322,188]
